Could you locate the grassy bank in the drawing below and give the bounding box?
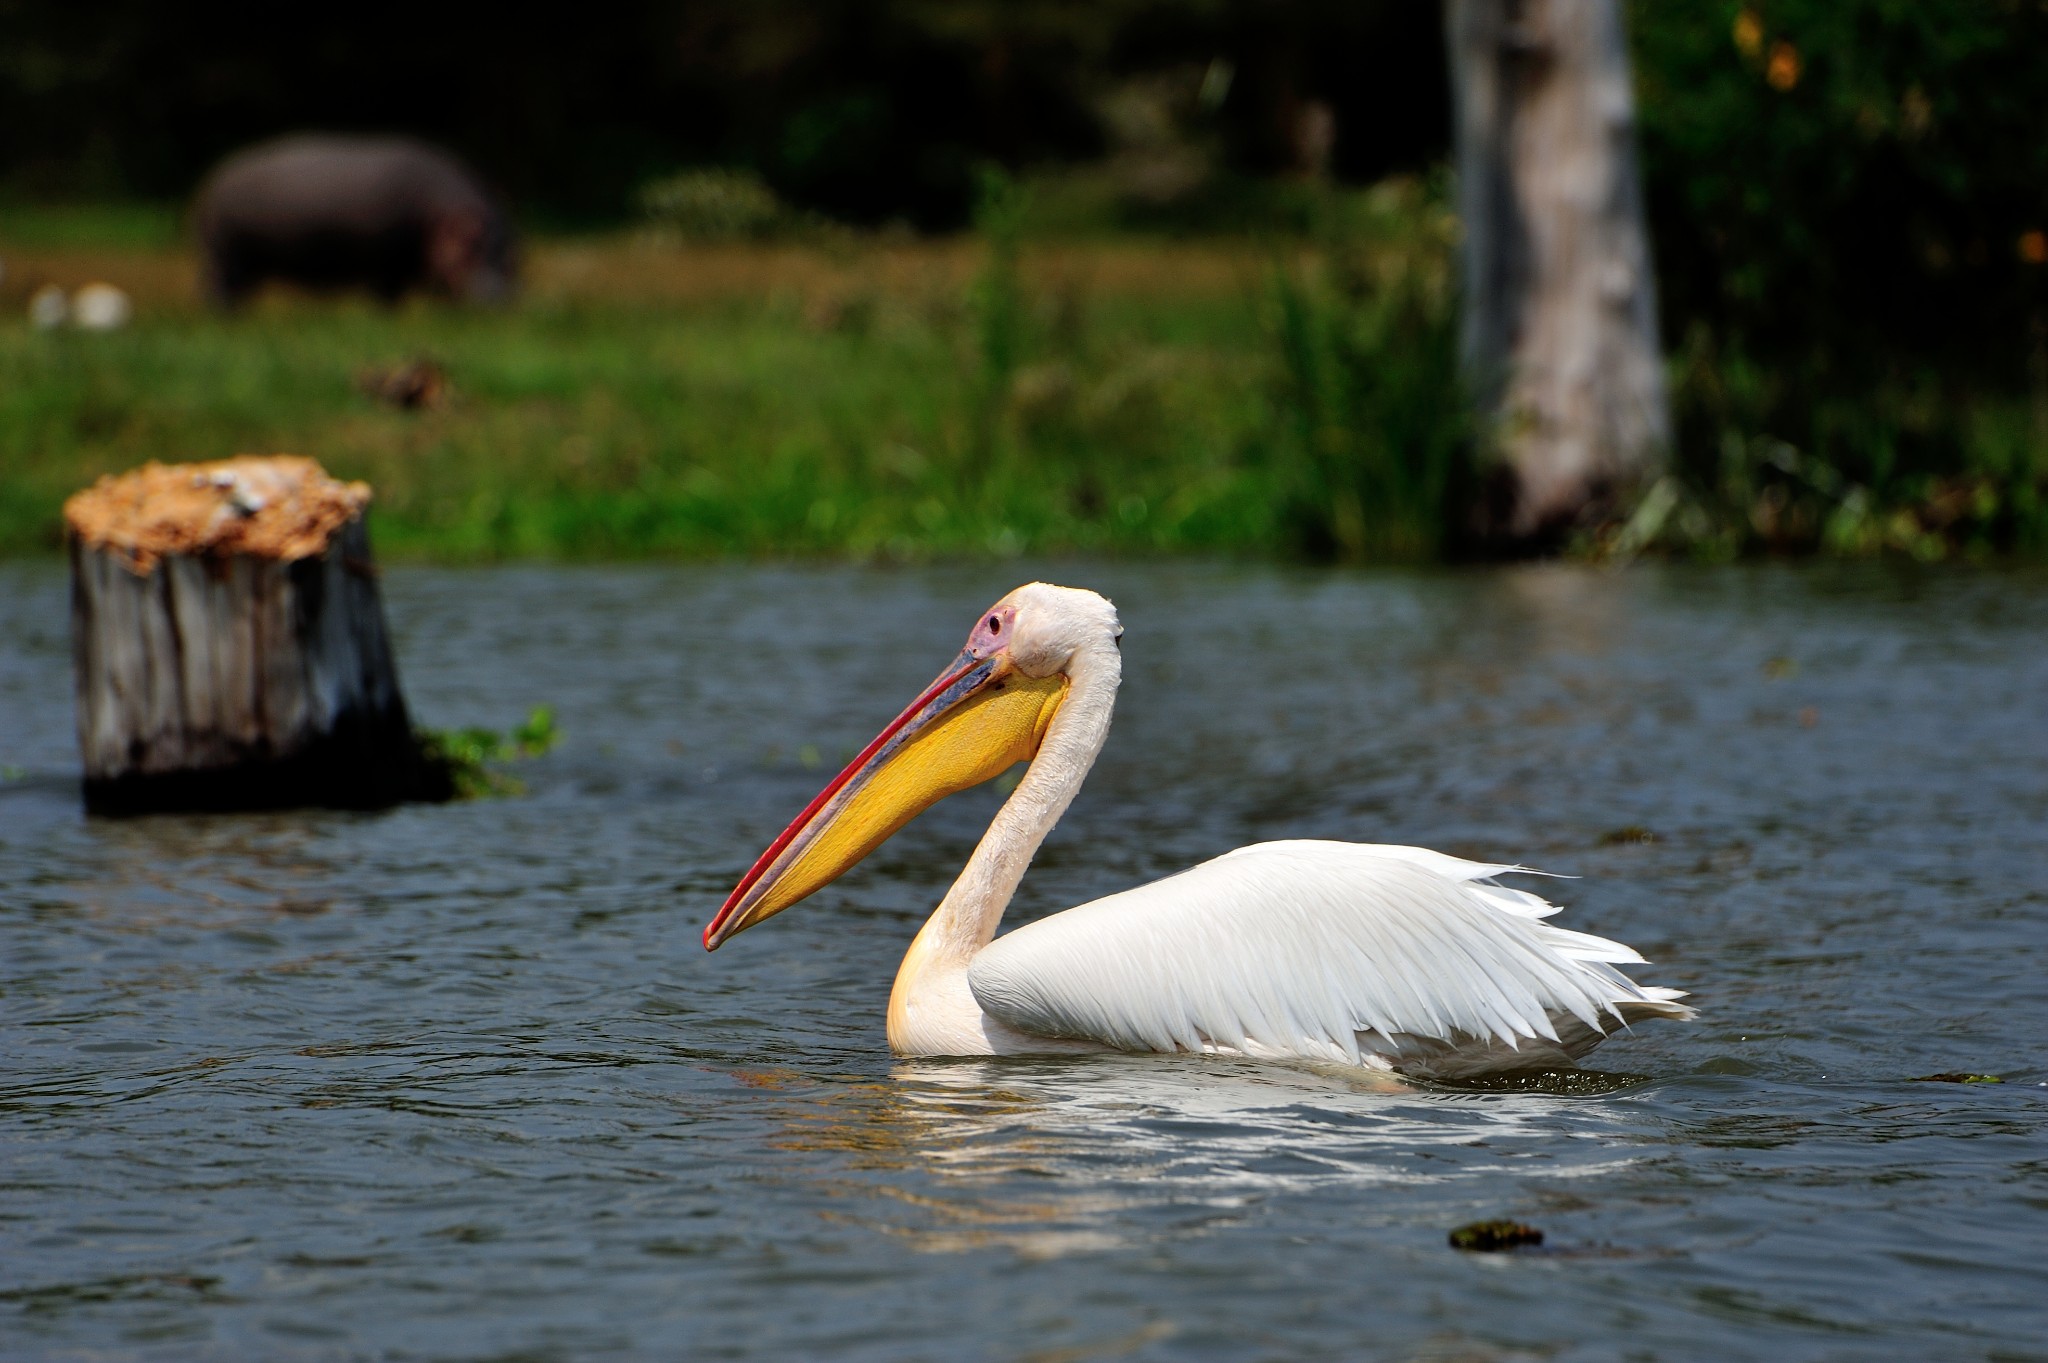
[1,226,1328,560]
[5,191,2045,563]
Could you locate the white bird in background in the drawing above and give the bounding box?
[705,583,1692,1079]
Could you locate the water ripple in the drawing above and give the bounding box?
[2,560,2045,1361]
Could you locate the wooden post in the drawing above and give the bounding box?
[1446,0,1669,545]
[64,456,450,813]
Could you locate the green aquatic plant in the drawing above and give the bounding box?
[512,705,559,756]
[1425,1068,1650,1097]
[1448,1219,1545,1252]
[416,706,559,799]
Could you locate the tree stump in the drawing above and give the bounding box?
[1446,0,1670,547]
[64,456,451,813]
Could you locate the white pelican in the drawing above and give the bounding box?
[704,583,1692,1078]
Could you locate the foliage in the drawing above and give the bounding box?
[416,706,558,800]
[638,169,790,242]
[970,169,1030,456]
[1628,0,2048,559]
[8,2,2048,566]
[1263,178,1467,561]
[5,120,2045,569]
[0,1,1443,226]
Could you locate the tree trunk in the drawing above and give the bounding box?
[1446,0,1669,546]
[65,457,449,813]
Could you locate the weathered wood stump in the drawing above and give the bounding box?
[64,456,451,813]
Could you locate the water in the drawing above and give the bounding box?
[2,560,2045,1362]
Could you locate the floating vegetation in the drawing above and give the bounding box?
[1599,825,1659,846]
[1910,1072,2003,1085]
[417,705,559,799]
[1426,1068,1650,1097]
[1448,1220,1544,1253]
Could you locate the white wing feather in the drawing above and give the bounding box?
[967,840,1691,1072]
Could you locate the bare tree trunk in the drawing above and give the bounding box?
[1446,0,1669,546]
[65,457,449,813]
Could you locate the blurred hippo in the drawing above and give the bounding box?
[193,136,517,308]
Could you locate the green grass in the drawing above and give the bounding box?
[5,193,2046,564]
[0,201,183,249]
[0,289,1294,560]
[0,225,1335,561]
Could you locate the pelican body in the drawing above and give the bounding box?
[704,584,1691,1078]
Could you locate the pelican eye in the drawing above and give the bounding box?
[988,616,1002,633]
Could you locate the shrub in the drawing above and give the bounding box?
[638,168,789,241]
[1264,178,1468,562]
[1630,0,2048,556]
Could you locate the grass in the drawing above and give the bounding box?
[6,191,2047,564]
[0,201,184,250]
[2,221,1311,561]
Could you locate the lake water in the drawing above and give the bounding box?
[2,559,2045,1362]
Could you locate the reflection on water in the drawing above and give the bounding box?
[836,1059,1650,1257]
[2,559,2046,1361]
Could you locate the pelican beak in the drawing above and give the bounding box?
[703,646,1068,950]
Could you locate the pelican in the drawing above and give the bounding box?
[704,583,1692,1078]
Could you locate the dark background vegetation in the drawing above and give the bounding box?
[1634,1,2048,553]
[0,0,1448,229]
[3,0,2046,559]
